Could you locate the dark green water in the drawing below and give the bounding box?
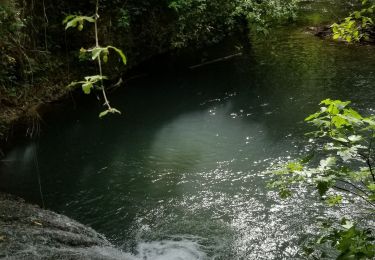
[1,1,375,259]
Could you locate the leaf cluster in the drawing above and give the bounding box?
[305,219,375,259]
[63,15,95,31]
[167,0,299,47]
[64,7,127,118]
[0,3,25,86]
[269,99,375,258]
[67,75,108,94]
[270,99,375,203]
[83,46,127,65]
[331,0,374,43]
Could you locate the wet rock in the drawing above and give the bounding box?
[306,25,332,38]
[0,193,132,259]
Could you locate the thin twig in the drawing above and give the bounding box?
[333,185,375,207]
[42,0,48,51]
[335,178,369,196]
[368,133,375,182]
[94,0,111,110]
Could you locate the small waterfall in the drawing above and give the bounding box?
[134,239,206,260]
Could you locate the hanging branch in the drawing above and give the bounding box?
[94,0,111,111]
[63,1,126,118]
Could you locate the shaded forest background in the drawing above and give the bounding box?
[0,0,298,139]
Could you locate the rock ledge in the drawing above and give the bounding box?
[0,193,131,259]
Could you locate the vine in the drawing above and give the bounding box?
[63,0,126,118]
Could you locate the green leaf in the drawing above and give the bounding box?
[337,147,358,161]
[84,75,107,83]
[89,46,126,65]
[99,110,110,118]
[328,104,340,115]
[326,195,343,206]
[320,99,334,106]
[344,108,363,119]
[279,188,292,199]
[99,108,121,118]
[320,157,336,169]
[66,81,81,89]
[108,46,127,64]
[110,108,121,115]
[363,117,375,126]
[347,20,356,28]
[332,115,348,128]
[368,183,375,192]
[65,18,79,30]
[82,82,93,94]
[355,11,362,19]
[341,220,354,230]
[287,162,303,172]
[331,136,349,143]
[347,135,362,142]
[63,15,95,30]
[83,16,95,23]
[91,47,104,60]
[67,75,107,95]
[317,181,331,196]
[305,112,321,121]
[62,15,75,25]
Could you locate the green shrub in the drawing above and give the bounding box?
[269,99,375,259]
[331,0,374,43]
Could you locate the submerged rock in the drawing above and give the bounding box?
[0,193,132,259]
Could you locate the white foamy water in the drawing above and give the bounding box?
[129,239,206,260]
[136,240,206,260]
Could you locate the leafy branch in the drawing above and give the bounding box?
[67,75,107,94]
[331,0,374,43]
[63,15,95,31]
[81,46,127,65]
[269,99,375,258]
[64,0,126,118]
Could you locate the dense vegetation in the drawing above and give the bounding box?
[270,100,375,258]
[0,0,300,137]
[331,0,374,42]
[2,0,374,126]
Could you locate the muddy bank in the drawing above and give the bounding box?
[0,193,133,259]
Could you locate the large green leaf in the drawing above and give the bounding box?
[63,15,95,30]
[89,46,126,65]
[82,82,93,94]
[99,108,121,118]
[108,46,127,64]
[319,157,337,169]
[91,47,104,61]
[66,75,107,95]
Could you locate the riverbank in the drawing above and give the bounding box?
[0,80,69,156]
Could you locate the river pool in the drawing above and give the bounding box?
[1,1,375,259]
